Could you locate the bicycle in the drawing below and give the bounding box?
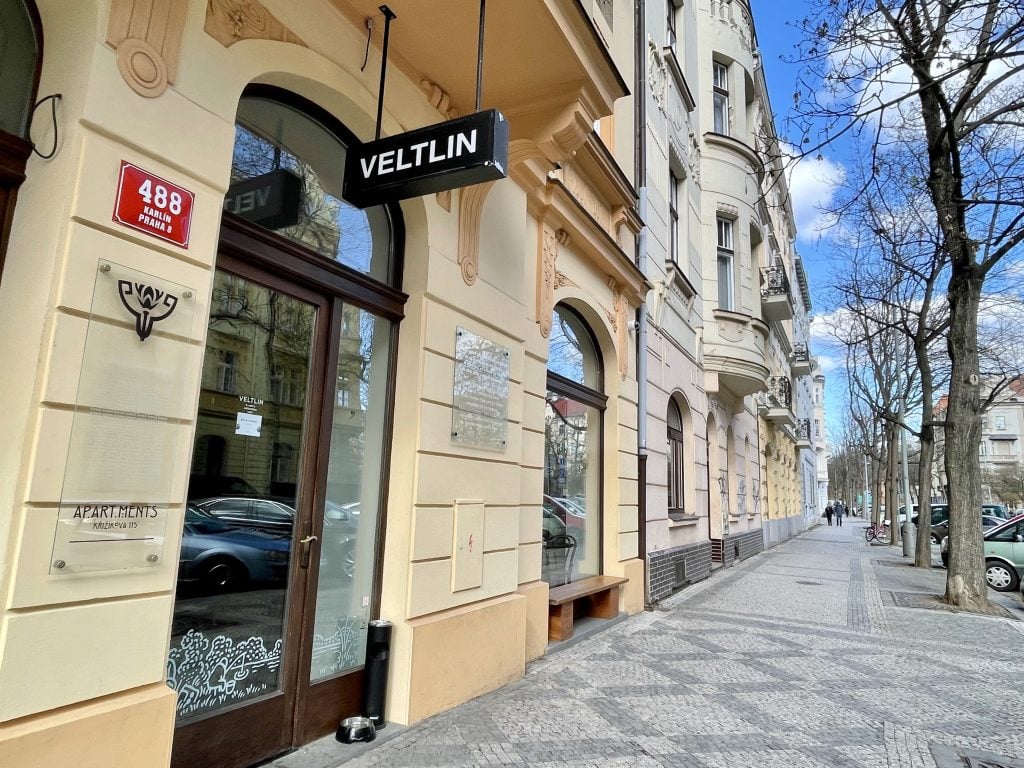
[864,523,890,542]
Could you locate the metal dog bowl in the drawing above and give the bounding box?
[336,715,376,744]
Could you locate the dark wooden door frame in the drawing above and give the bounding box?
[171,253,332,768]
[173,215,407,767]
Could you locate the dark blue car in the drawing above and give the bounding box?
[178,505,290,592]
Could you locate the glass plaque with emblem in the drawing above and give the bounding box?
[50,259,197,574]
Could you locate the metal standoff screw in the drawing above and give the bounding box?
[183,291,193,299]
[146,554,159,563]
[53,560,66,569]
[99,263,111,273]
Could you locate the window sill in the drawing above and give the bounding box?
[668,513,700,528]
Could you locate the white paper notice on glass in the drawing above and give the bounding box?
[235,412,263,437]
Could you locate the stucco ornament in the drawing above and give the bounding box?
[106,0,189,97]
[537,226,572,337]
[457,182,495,286]
[606,278,630,381]
[205,0,306,48]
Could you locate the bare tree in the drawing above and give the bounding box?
[789,0,1024,609]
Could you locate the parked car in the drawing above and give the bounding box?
[191,496,296,536]
[193,496,360,578]
[911,504,1005,543]
[928,514,1003,545]
[177,505,290,592]
[542,494,586,542]
[940,513,1024,592]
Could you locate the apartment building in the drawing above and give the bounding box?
[0,1,646,766]
[640,0,823,599]
[0,1,823,766]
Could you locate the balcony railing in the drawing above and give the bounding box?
[796,418,812,448]
[760,376,795,428]
[791,342,813,376]
[760,263,794,322]
[768,375,792,408]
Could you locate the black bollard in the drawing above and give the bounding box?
[362,619,392,727]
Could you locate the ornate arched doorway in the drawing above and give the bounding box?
[167,86,405,768]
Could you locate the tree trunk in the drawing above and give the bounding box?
[887,423,901,545]
[943,267,988,608]
[915,434,935,567]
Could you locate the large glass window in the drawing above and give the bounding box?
[713,61,729,135]
[229,97,395,283]
[543,306,605,586]
[0,0,41,282]
[667,0,677,50]
[310,304,392,680]
[669,172,680,266]
[0,0,40,138]
[717,217,734,310]
[668,400,685,513]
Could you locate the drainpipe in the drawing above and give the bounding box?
[634,0,650,609]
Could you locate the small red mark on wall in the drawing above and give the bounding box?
[467,534,474,552]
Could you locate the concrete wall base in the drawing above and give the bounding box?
[517,580,549,662]
[0,683,175,768]
[648,541,713,602]
[406,593,526,723]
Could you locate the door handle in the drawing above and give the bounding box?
[299,534,318,568]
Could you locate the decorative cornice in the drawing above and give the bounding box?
[420,79,459,120]
[106,0,188,98]
[205,0,306,48]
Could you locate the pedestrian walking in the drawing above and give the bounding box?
[834,500,845,527]
[825,503,834,526]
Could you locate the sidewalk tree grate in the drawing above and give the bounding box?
[890,590,946,609]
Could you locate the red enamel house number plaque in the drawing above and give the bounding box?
[113,161,195,248]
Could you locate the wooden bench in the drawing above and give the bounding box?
[547,575,628,642]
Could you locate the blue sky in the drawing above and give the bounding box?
[751,1,851,434]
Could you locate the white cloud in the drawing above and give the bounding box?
[816,354,840,373]
[781,143,846,244]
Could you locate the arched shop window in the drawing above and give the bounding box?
[0,0,43,279]
[543,305,606,585]
[229,90,398,285]
[667,399,685,513]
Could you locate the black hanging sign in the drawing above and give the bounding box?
[224,168,303,230]
[343,109,508,208]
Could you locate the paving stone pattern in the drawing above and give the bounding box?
[276,522,1024,768]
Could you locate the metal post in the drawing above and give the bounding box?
[374,5,397,141]
[475,0,487,112]
[863,453,870,521]
[900,396,916,556]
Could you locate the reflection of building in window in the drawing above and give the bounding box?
[270,364,305,407]
[336,374,352,407]
[215,274,247,315]
[271,442,296,484]
[214,350,237,393]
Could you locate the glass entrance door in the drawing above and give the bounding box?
[168,245,398,766]
[169,263,327,768]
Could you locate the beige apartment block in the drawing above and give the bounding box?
[0,2,645,767]
[639,0,820,601]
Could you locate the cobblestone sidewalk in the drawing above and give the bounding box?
[273,522,1024,768]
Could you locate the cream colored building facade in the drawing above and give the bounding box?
[640,0,821,601]
[0,2,646,767]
